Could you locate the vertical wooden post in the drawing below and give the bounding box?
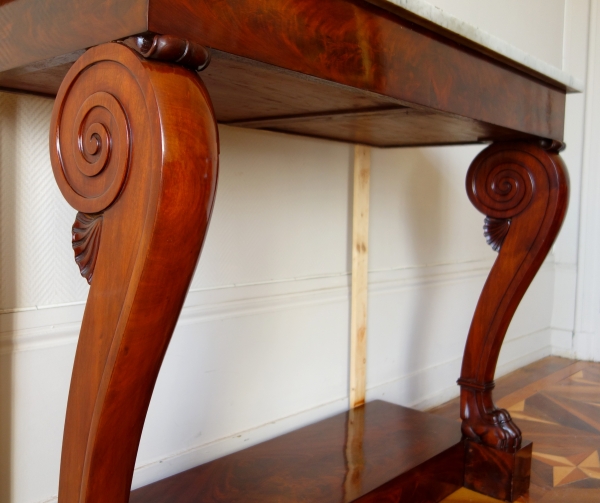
[343,406,366,499]
[350,145,371,409]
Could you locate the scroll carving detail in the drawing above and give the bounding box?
[72,212,103,284]
[51,88,131,214]
[466,153,534,220]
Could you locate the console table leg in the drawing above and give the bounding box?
[459,141,568,500]
[50,40,218,503]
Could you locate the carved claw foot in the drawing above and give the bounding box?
[459,383,521,452]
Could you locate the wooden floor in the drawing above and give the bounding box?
[430,357,600,502]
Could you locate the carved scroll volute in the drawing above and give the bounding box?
[50,42,218,503]
[50,60,132,284]
[460,141,568,452]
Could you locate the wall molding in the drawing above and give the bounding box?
[1,258,497,355]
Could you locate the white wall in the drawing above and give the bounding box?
[427,0,566,68]
[574,0,600,361]
[552,0,591,357]
[0,2,581,502]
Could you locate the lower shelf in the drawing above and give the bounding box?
[130,400,465,502]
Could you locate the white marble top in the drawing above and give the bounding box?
[367,0,583,92]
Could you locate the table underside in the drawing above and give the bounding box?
[0,0,565,148]
[0,48,540,148]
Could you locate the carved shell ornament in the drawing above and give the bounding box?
[467,149,536,252]
[52,88,130,282]
[72,213,103,284]
[483,217,511,252]
[49,44,140,283]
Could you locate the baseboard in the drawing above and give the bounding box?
[366,327,552,411]
[573,330,600,361]
[550,328,576,358]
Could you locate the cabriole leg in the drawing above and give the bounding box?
[459,141,568,500]
[50,37,218,503]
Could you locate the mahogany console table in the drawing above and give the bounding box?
[0,1,581,502]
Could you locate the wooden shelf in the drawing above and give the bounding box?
[130,400,464,502]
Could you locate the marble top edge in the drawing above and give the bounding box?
[367,0,584,92]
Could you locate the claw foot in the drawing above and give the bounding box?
[459,382,522,453]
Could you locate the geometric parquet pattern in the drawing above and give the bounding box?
[430,357,600,503]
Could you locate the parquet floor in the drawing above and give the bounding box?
[430,357,600,502]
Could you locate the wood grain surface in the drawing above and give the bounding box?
[464,440,532,501]
[130,401,464,502]
[459,142,569,453]
[0,0,147,71]
[149,0,566,140]
[0,48,541,147]
[350,145,370,408]
[49,42,219,503]
[0,0,566,145]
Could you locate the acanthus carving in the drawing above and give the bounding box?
[122,33,211,72]
[483,216,510,252]
[461,141,569,453]
[72,212,103,284]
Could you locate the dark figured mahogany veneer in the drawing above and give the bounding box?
[0,1,573,502]
[130,401,466,503]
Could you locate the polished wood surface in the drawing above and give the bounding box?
[149,0,565,140]
[225,100,539,148]
[0,1,575,501]
[0,0,147,71]
[464,440,532,501]
[130,400,464,503]
[0,48,541,147]
[437,357,600,503]
[0,0,567,147]
[458,142,568,454]
[49,41,219,502]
